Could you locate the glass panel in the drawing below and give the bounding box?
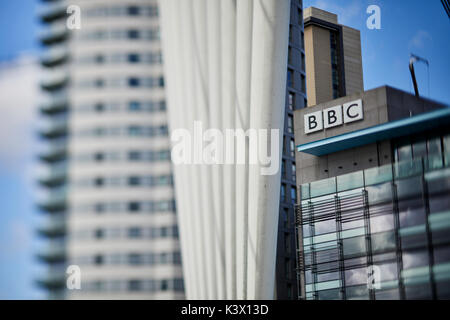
[379,262,398,282]
[428,136,442,157]
[301,183,310,200]
[396,176,422,199]
[436,280,450,299]
[375,288,400,300]
[337,171,364,192]
[371,231,396,253]
[346,285,369,300]
[402,250,429,269]
[314,219,336,236]
[412,140,427,159]
[444,134,450,167]
[425,153,443,170]
[370,214,394,233]
[343,236,366,257]
[364,164,392,186]
[366,182,393,205]
[345,267,367,286]
[397,143,412,162]
[394,158,423,179]
[405,283,432,300]
[402,230,428,251]
[310,177,336,198]
[399,198,425,228]
[317,271,339,283]
[317,288,341,300]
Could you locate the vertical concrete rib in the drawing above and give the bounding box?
[159,0,197,298]
[235,0,253,300]
[247,0,290,299]
[220,0,237,299]
[206,1,227,300]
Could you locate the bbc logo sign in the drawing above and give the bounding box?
[304,99,363,134]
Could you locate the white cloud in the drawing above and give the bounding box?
[0,54,40,173]
[409,30,432,49]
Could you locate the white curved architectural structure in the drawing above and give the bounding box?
[159,0,291,299]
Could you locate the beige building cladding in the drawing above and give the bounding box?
[303,7,364,106]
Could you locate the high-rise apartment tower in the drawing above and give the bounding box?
[36,0,183,299]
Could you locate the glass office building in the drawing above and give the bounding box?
[294,87,450,300]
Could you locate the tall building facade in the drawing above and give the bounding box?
[303,7,363,106]
[275,0,307,299]
[294,86,450,299]
[36,0,183,299]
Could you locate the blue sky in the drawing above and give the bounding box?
[304,0,450,104]
[0,0,448,299]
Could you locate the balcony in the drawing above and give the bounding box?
[38,117,68,139]
[37,189,67,213]
[40,70,69,92]
[37,163,67,188]
[37,216,66,237]
[39,98,69,115]
[39,144,67,163]
[38,2,67,23]
[41,46,69,68]
[36,241,66,263]
[36,272,66,290]
[39,24,70,46]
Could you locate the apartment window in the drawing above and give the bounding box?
[128,126,142,136]
[128,77,140,87]
[290,139,295,157]
[128,176,141,186]
[287,115,294,133]
[288,92,295,110]
[285,258,291,277]
[301,52,305,70]
[161,279,168,291]
[128,280,142,291]
[174,278,184,291]
[291,186,297,204]
[129,101,141,111]
[291,163,296,180]
[282,160,286,178]
[281,184,286,202]
[287,69,294,88]
[301,31,305,49]
[283,208,289,229]
[95,103,104,112]
[127,30,140,39]
[95,203,105,213]
[95,177,104,187]
[128,202,140,212]
[94,152,104,162]
[159,76,165,88]
[128,53,140,63]
[95,229,104,239]
[95,79,104,88]
[298,8,303,25]
[128,253,142,265]
[94,254,103,265]
[95,55,104,64]
[128,151,141,161]
[127,6,140,15]
[128,227,142,238]
[301,74,306,93]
